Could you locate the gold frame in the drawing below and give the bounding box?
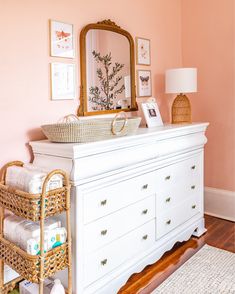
[135,37,151,66]
[137,70,152,97]
[78,19,138,116]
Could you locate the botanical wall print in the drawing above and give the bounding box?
[51,63,76,100]
[137,70,152,97]
[136,37,151,65]
[88,50,125,111]
[50,20,74,58]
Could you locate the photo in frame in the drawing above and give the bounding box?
[51,63,76,100]
[50,20,74,58]
[137,70,152,97]
[136,37,151,65]
[141,100,163,127]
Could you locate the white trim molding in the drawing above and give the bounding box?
[205,187,235,222]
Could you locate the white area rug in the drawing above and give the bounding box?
[152,245,235,294]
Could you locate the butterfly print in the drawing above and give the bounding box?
[55,30,71,50]
[55,30,71,41]
[140,76,150,86]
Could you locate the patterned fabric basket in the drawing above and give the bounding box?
[0,161,70,221]
[0,237,68,283]
[41,113,141,143]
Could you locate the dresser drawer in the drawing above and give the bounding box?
[155,154,202,193]
[156,194,200,239]
[84,220,155,286]
[84,195,155,253]
[83,171,156,224]
[156,175,201,215]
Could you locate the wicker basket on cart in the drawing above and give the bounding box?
[0,161,72,294]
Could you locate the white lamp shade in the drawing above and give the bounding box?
[165,68,197,94]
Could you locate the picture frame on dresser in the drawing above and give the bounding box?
[50,20,75,58]
[141,101,163,127]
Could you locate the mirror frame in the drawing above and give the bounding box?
[78,19,138,116]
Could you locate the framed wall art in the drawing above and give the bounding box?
[50,20,75,58]
[137,70,152,97]
[51,63,76,100]
[136,37,151,65]
[141,100,163,128]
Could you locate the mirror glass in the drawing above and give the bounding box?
[86,29,131,112]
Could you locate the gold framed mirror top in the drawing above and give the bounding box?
[78,19,137,116]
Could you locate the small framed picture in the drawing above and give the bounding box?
[50,20,75,58]
[141,101,163,128]
[137,70,152,97]
[51,63,76,100]
[136,37,151,65]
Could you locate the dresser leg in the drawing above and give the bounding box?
[192,218,207,237]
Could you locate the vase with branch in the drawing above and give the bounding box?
[89,50,125,111]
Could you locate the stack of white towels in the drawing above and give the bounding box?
[5,163,63,194]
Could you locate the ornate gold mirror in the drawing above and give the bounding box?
[78,19,137,116]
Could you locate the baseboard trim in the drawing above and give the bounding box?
[205,187,235,222]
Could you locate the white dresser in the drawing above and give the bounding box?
[30,123,208,294]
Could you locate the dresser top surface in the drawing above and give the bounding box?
[30,123,209,158]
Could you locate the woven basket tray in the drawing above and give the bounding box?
[41,113,141,143]
[0,237,68,284]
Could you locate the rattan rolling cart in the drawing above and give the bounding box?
[0,161,72,294]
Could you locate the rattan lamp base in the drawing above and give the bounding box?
[171,94,192,124]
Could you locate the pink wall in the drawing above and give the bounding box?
[0,0,182,167]
[182,0,235,191]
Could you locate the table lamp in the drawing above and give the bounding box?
[165,68,197,124]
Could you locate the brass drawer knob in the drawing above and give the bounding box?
[192,204,196,209]
[142,234,148,240]
[191,165,196,170]
[101,229,108,235]
[166,197,171,202]
[142,184,148,190]
[165,175,171,180]
[191,185,196,190]
[100,199,107,206]
[101,259,107,266]
[142,209,148,215]
[166,219,171,225]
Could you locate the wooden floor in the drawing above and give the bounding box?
[119,215,235,294]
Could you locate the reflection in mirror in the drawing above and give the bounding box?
[86,30,131,112]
